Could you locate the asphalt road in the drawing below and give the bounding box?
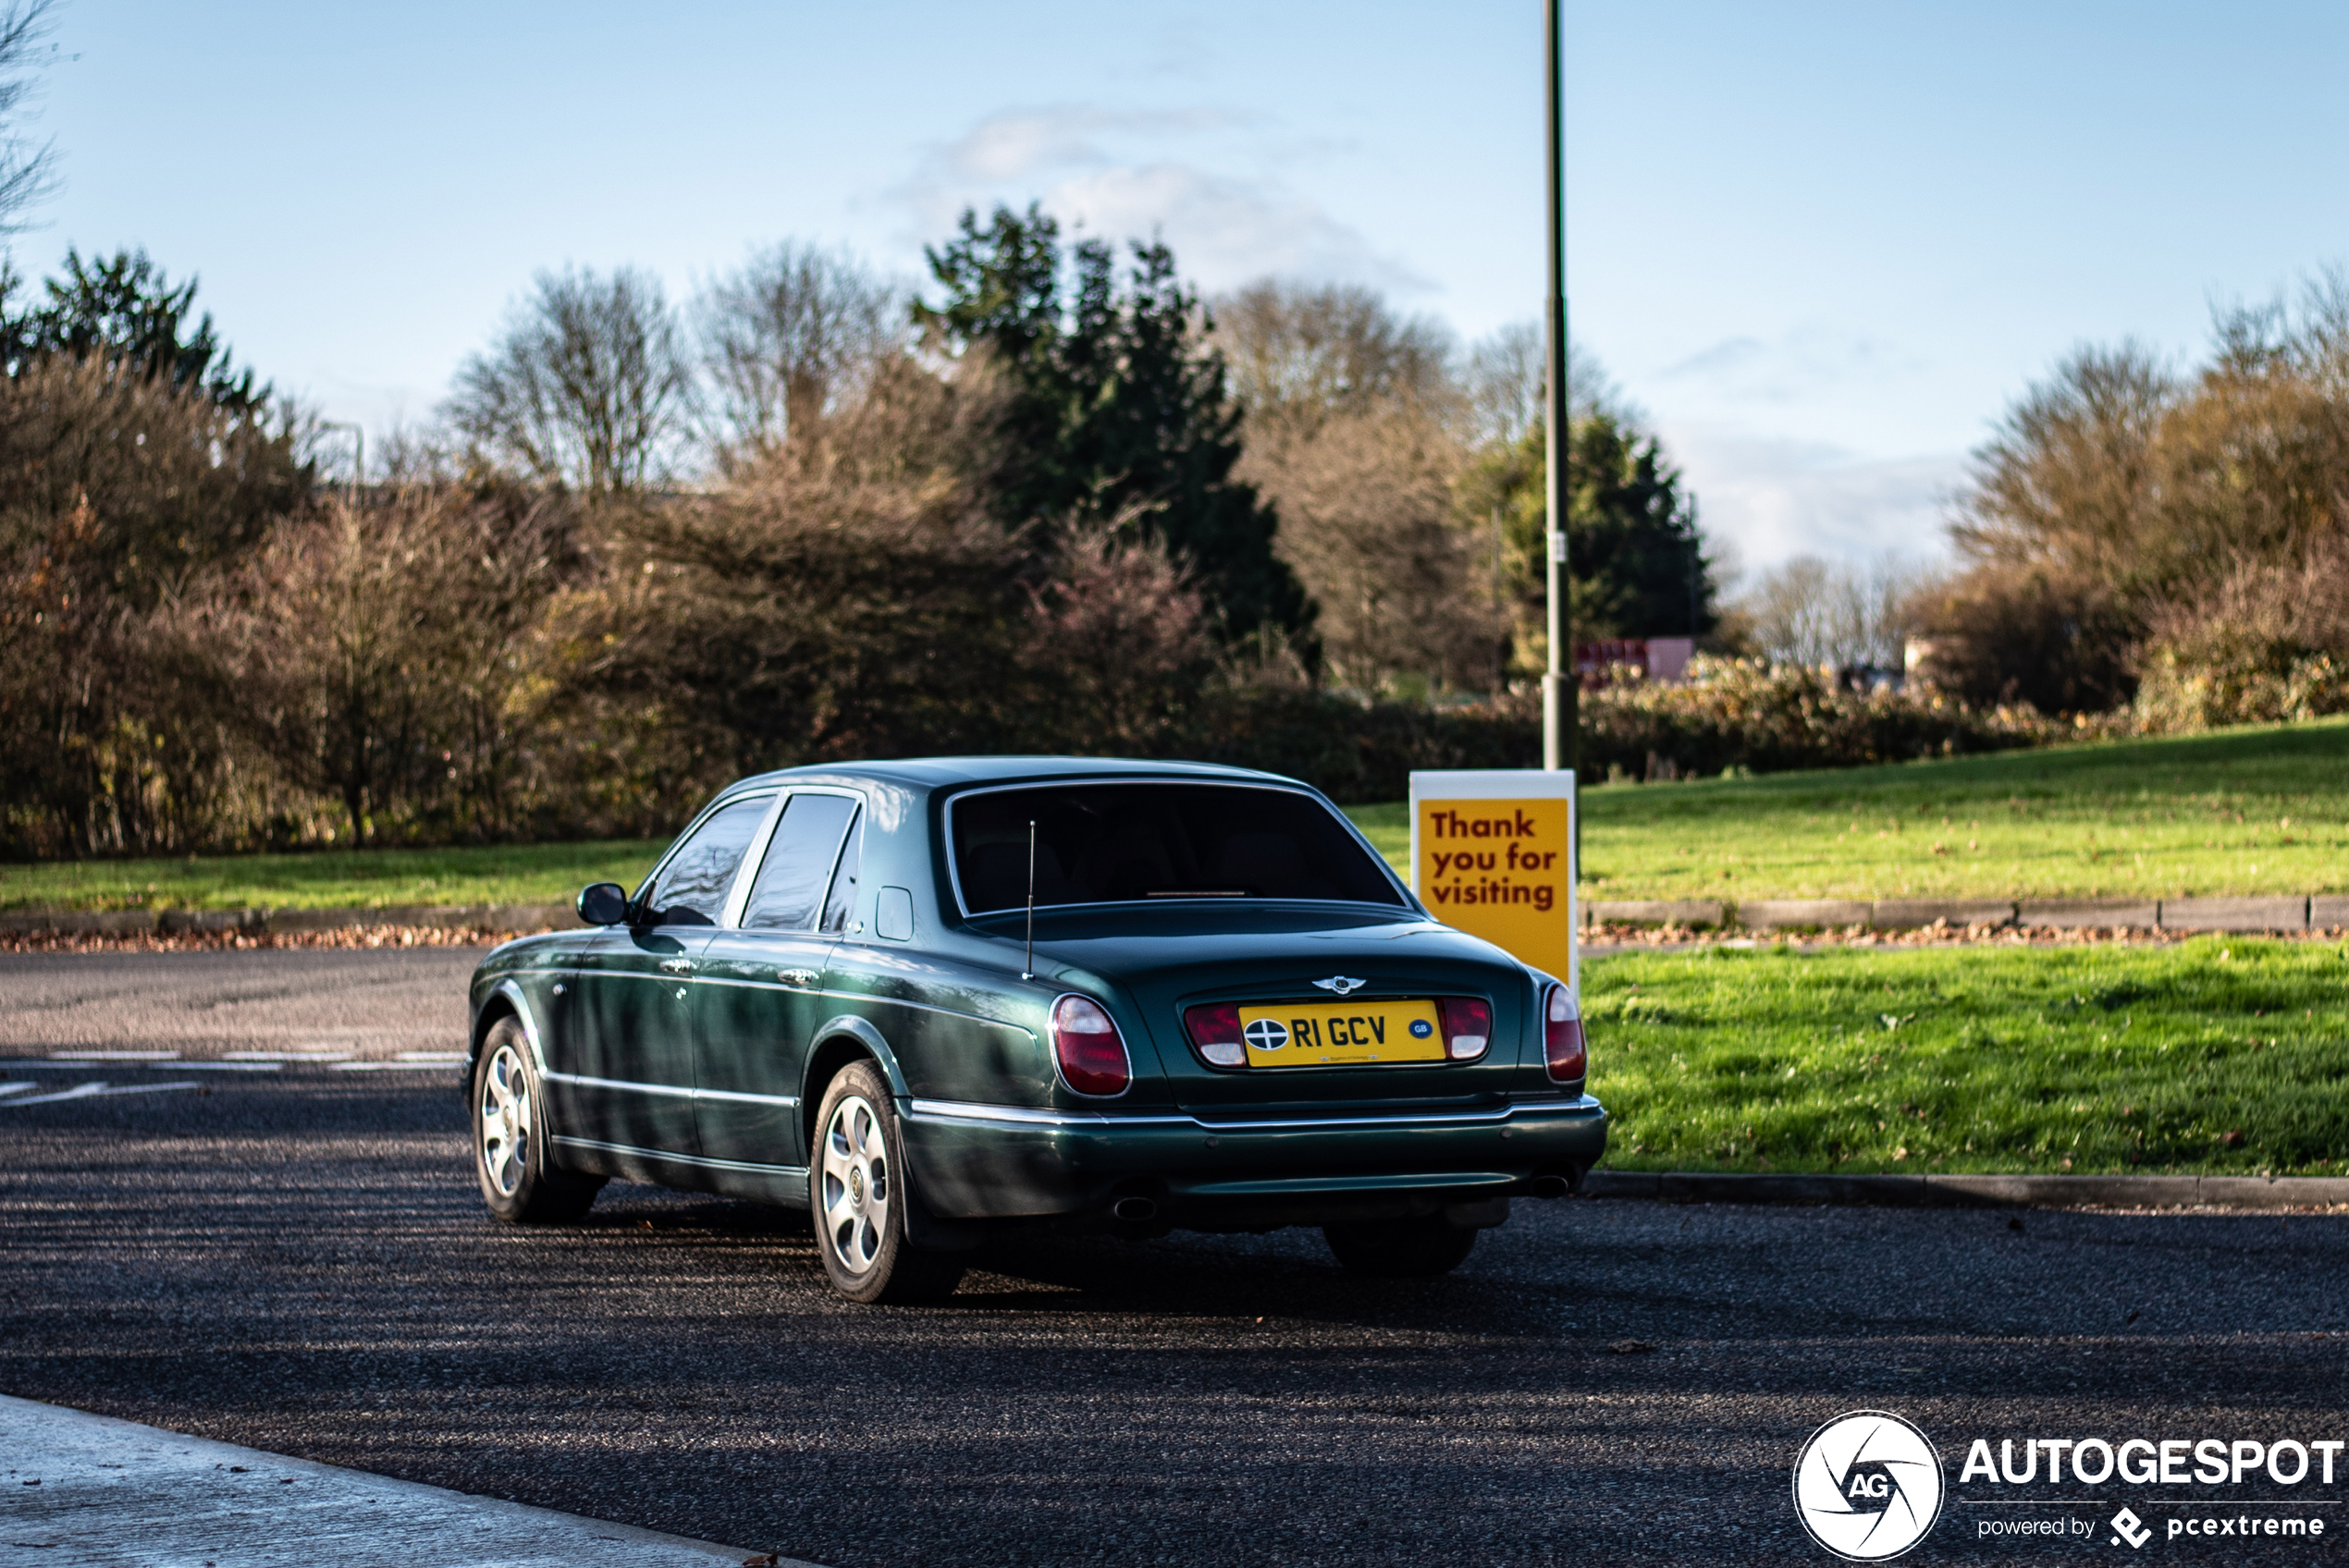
[3,948,2345,1567]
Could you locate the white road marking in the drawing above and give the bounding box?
[222,1050,354,1061]
[395,1051,469,1063]
[0,1081,203,1106]
[46,1050,180,1060]
[0,1393,814,1568]
[0,1083,33,1096]
[330,1060,464,1072]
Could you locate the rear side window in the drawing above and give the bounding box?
[951,783,1403,913]
[636,795,772,927]
[820,811,864,934]
[741,793,859,932]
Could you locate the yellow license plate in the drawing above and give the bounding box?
[1237,999,1444,1066]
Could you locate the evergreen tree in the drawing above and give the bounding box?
[1564,412,1712,641]
[1458,409,1716,665]
[916,203,1306,638]
[1,247,265,410]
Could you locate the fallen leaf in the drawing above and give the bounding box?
[1609,1340,1656,1354]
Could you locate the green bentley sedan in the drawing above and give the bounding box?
[465,758,1606,1302]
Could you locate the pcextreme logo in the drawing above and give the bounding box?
[1793,1410,1948,1562]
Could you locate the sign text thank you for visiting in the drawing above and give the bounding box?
[1408,769,1577,987]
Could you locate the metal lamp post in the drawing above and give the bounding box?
[1541,0,1573,773]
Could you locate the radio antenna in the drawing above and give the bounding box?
[1022,819,1038,981]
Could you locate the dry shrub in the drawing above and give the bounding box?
[192,484,587,844]
[1909,563,2139,714]
[0,359,305,856]
[2134,541,2349,730]
[1025,528,1212,753]
[1580,656,2062,779]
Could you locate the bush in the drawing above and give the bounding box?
[2133,544,2349,731]
[1174,689,1537,802]
[0,359,308,858]
[1579,656,2061,779]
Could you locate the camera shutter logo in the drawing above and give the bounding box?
[1792,1410,1946,1562]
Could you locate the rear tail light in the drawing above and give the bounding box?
[1544,982,1587,1082]
[1051,994,1131,1096]
[1184,1002,1245,1067]
[1435,997,1491,1060]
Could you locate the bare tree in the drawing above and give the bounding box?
[695,241,902,465]
[1740,553,1931,671]
[445,266,693,498]
[1242,403,1486,694]
[1467,322,1542,447]
[1212,280,1458,437]
[0,1,58,235]
[1466,321,1634,447]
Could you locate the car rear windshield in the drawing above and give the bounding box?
[951,783,1404,913]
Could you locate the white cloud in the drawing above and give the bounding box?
[1659,422,1966,580]
[1658,326,1929,408]
[892,104,1428,297]
[1046,164,1429,293]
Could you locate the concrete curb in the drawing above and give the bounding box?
[1,1392,811,1567]
[1583,893,2343,935]
[6,890,2343,942]
[0,902,584,937]
[1583,1170,2349,1209]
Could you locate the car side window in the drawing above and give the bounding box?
[741,794,859,932]
[636,795,773,928]
[819,808,864,934]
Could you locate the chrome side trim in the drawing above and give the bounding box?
[552,1134,807,1179]
[899,1096,1597,1133]
[1190,1105,1515,1131]
[693,1086,800,1109]
[540,1070,695,1100]
[903,1098,1187,1129]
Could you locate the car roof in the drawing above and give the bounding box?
[725,755,1307,796]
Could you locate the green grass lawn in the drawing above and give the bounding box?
[1350,717,2349,900]
[1583,937,2349,1175]
[10,718,2349,912]
[0,839,666,913]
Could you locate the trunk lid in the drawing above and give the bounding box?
[1008,904,1547,1112]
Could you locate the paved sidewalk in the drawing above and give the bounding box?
[0,1396,807,1568]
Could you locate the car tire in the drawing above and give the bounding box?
[810,1060,966,1305]
[1322,1213,1478,1277]
[472,1016,605,1224]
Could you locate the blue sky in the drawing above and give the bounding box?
[19,1,2349,576]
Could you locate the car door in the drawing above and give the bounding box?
[692,790,863,1175]
[560,792,773,1158]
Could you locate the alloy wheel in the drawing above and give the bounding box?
[478,1042,532,1197]
[820,1094,890,1275]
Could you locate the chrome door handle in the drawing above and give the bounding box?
[778,968,819,987]
[659,958,695,974]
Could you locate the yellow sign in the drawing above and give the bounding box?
[1408,771,1576,985]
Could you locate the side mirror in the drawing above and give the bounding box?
[576,882,630,926]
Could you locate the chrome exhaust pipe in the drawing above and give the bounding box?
[1112,1195,1159,1222]
[1530,1174,1571,1200]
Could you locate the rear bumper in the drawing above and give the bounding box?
[898,1094,1609,1228]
